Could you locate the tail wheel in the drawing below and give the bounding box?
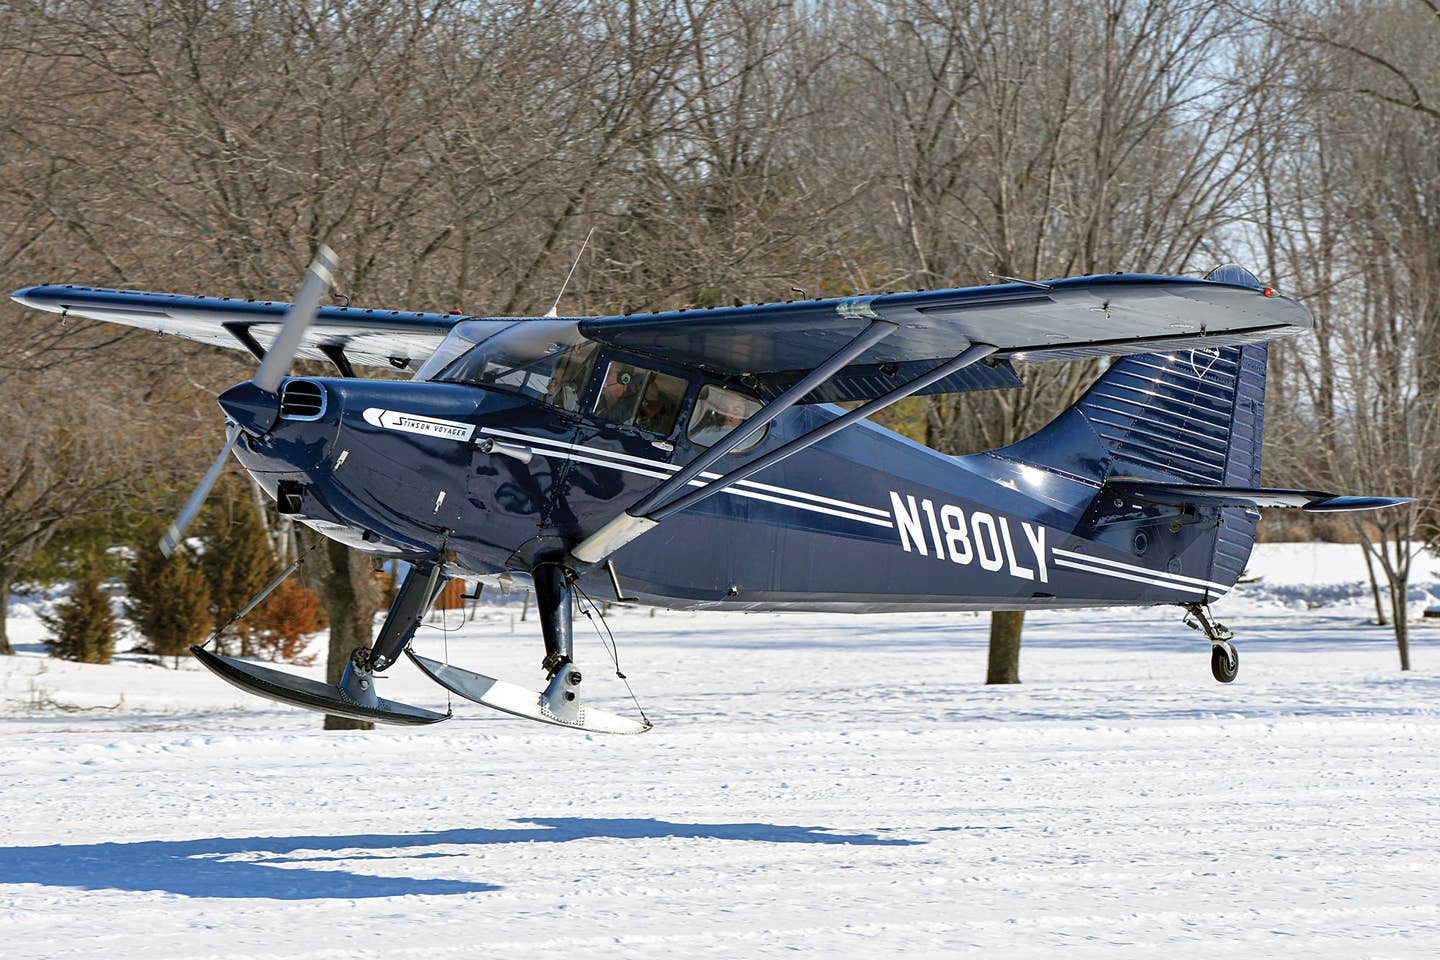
[1210,642,1239,683]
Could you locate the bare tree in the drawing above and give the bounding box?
[830,0,1273,681]
[1246,0,1440,669]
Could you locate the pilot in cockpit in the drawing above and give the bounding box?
[593,363,643,422]
[688,389,750,446]
[543,345,595,413]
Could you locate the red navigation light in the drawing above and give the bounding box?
[1262,288,1275,298]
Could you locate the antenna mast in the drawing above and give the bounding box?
[545,226,596,318]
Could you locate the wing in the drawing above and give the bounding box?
[13,268,1310,396]
[10,284,465,372]
[578,270,1311,402]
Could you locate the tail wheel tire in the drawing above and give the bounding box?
[1210,642,1239,683]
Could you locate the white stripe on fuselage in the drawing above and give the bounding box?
[1051,547,1232,595]
[1052,556,1212,597]
[478,427,893,528]
[480,426,892,519]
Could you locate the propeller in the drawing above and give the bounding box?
[160,245,337,557]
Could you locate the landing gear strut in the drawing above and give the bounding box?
[534,561,584,724]
[535,562,574,677]
[1183,602,1238,683]
[365,561,444,672]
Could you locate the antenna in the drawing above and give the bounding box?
[545,226,595,318]
[988,272,1054,291]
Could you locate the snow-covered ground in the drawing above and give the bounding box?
[2,543,1438,958]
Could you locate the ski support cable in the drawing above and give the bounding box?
[198,539,321,649]
[572,319,896,563]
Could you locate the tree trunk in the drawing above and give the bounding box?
[307,536,380,731]
[1389,580,1411,672]
[986,610,1023,684]
[1361,544,1387,626]
[0,571,12,655]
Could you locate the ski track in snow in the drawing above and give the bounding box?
[1,544,1439,958]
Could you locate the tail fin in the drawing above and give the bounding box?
[1000,341,1268,488]
[998,339,1269,590]
[1002,263,1269,491]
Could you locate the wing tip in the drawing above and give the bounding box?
[10,286,48,309]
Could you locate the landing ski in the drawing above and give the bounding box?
[192,645,449,726]
[407,651,650,734]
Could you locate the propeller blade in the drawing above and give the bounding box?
[162,245,337,557]
[252,244,338,393]
[159,423,242,557]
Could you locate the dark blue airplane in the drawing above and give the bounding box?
[11,252,1408,732]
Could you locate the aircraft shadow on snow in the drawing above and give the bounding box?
[0,817,920,900]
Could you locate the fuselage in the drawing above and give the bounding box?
[233,338,1237,613]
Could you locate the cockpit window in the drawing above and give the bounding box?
[592,360,687,436]
[415,319,595,411]
[687,384,766,452]
[542,342,597,412]
[411,319,513,381]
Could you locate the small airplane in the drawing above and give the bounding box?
[11,254,1409,732]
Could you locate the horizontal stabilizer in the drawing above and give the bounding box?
[191,645,449,726]
[1106,481,1413,513]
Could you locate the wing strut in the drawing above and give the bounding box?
[222,322,267,363]
[571,339,997,563]
[319,342,357,378]
[572,318,896,561]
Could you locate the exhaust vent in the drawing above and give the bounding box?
[279,379,326,420]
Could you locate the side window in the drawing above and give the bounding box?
[686,384,766,453]
[633,369,687,435]
[541,342,596,413]
[592,360,687,436]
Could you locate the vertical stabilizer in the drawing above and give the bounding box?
[996,314,1269,592]
[999,341,1267,488]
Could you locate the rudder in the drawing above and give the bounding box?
[996,338,1269,592]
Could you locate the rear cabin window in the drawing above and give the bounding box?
[591,360,687,436]
[686,384,766,453]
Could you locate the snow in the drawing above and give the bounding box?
[2,543,1439,958]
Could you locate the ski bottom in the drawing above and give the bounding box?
[408,651,649,735]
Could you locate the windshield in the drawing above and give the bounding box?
[414,319,595,410]
[412,320,514,381]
